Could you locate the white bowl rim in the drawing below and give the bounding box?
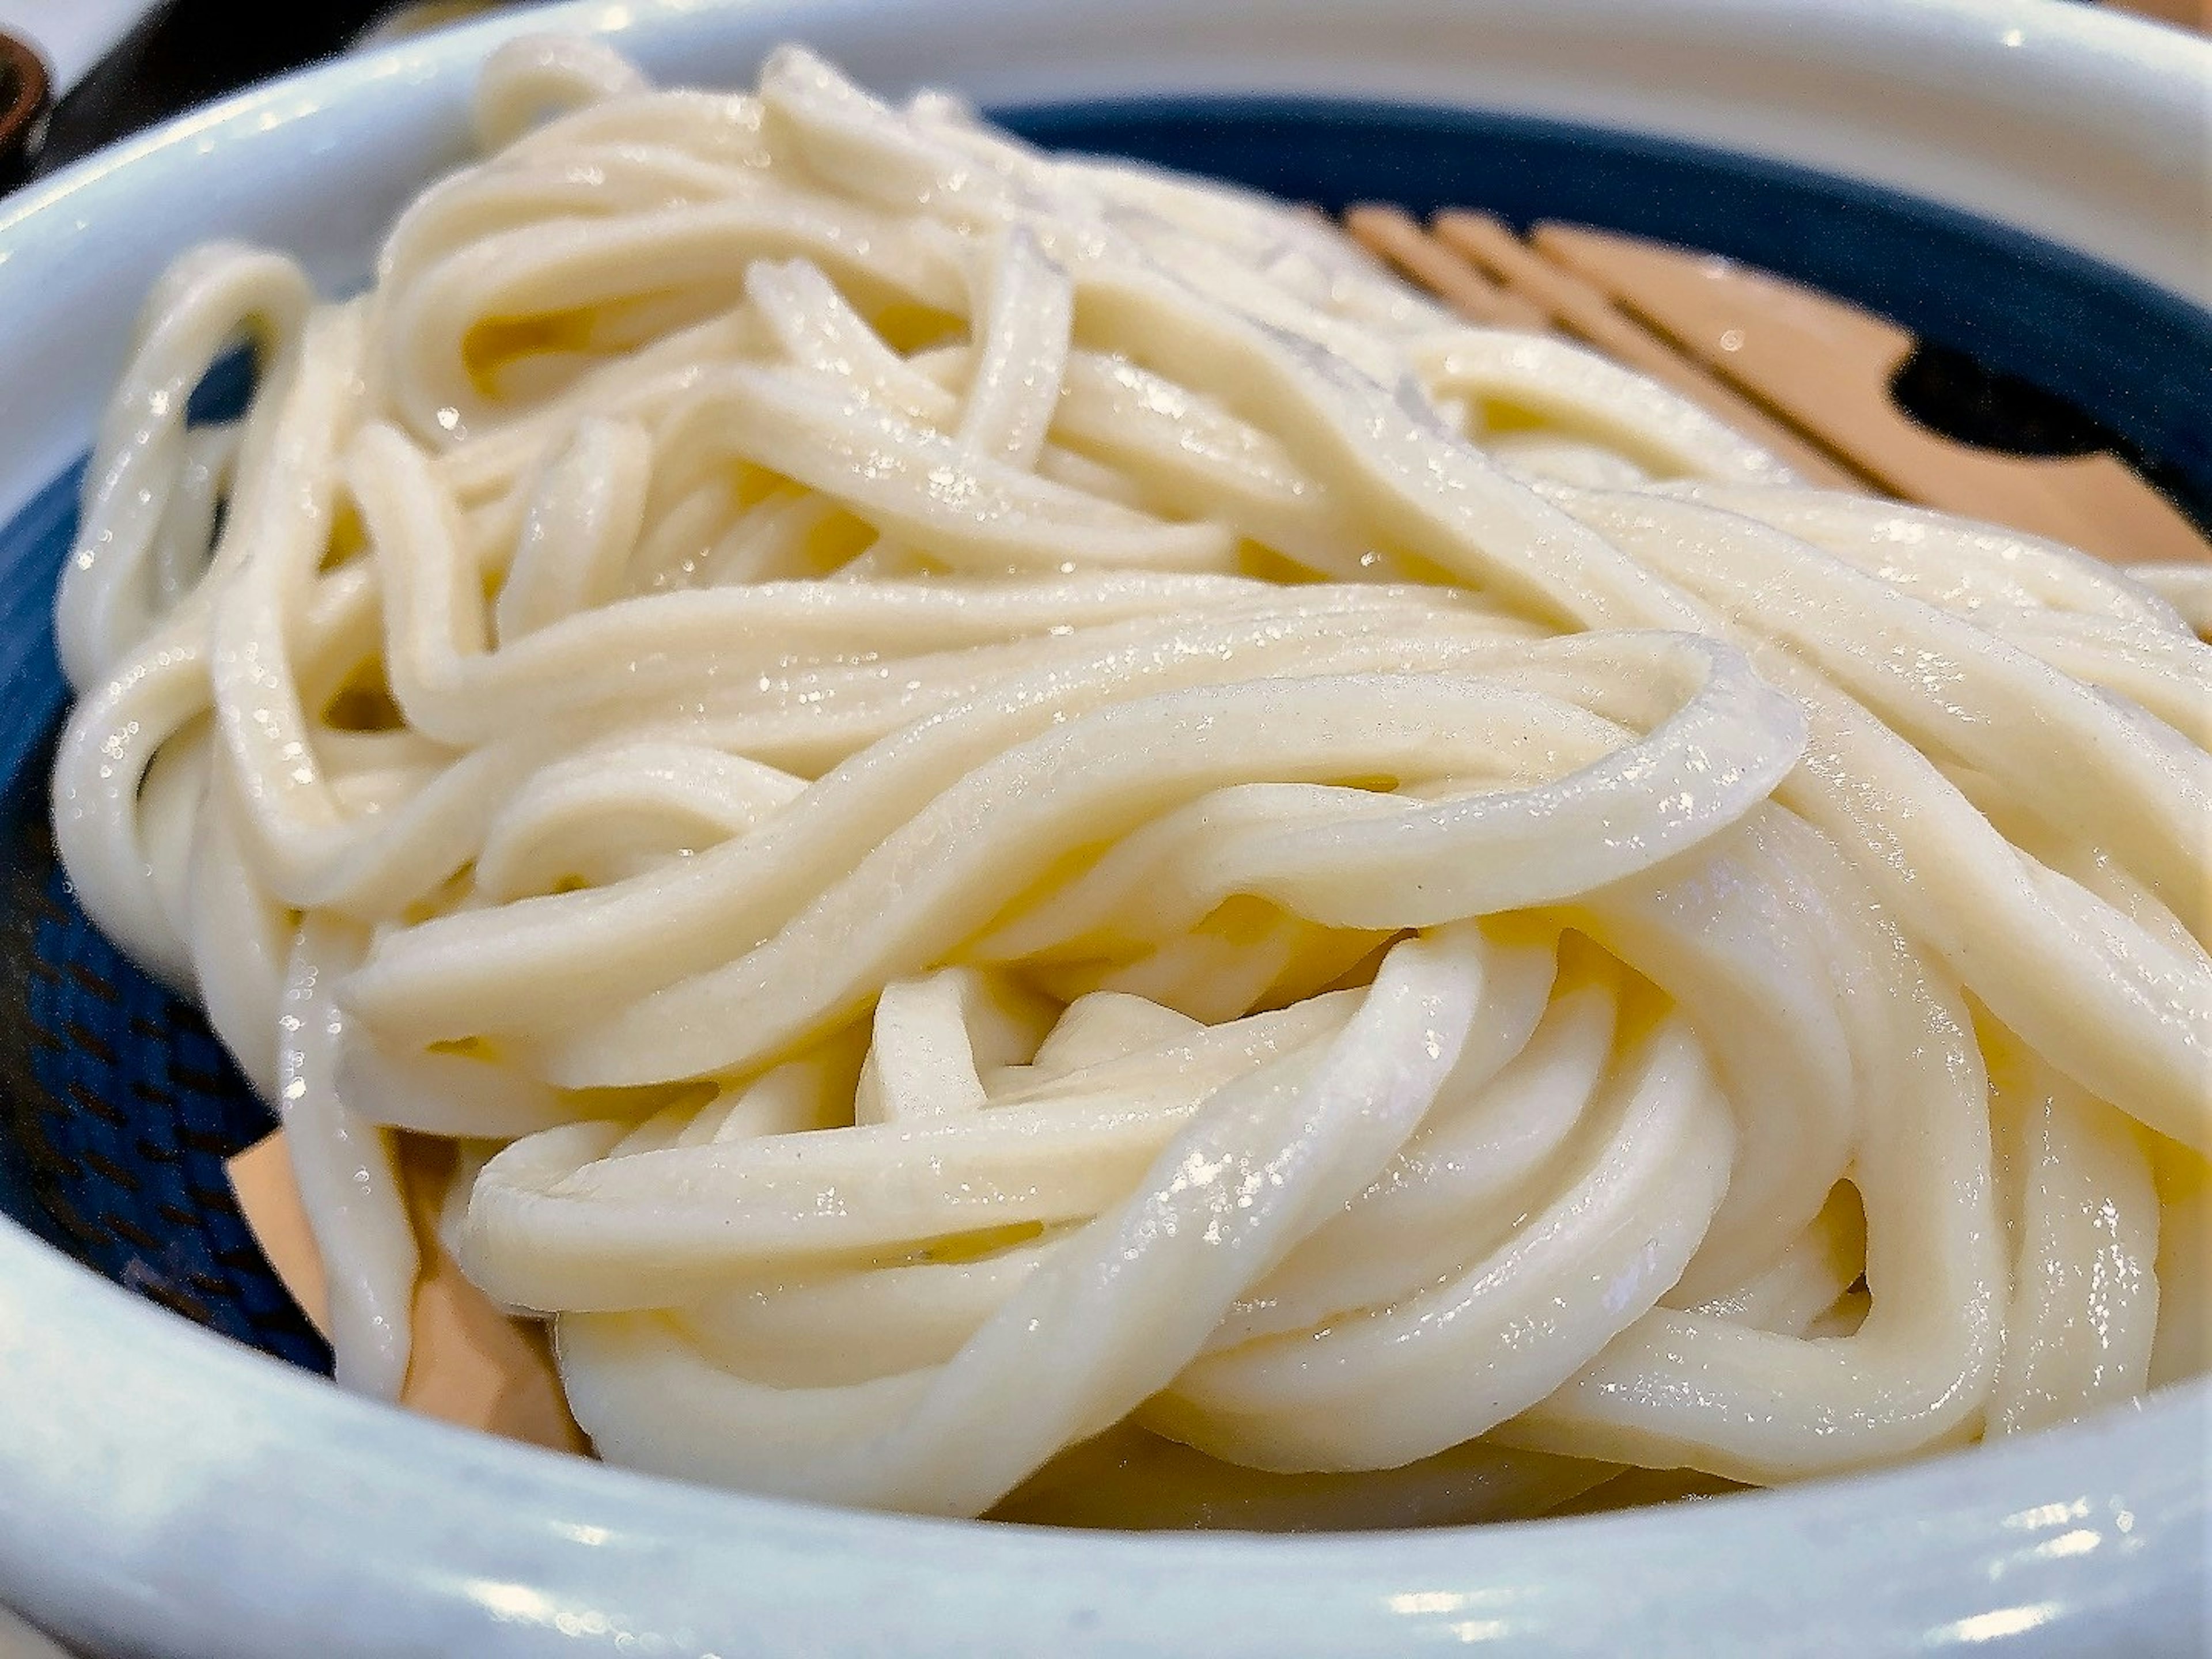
[0,3,2205,1655]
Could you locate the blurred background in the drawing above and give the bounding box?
[0,0,501,191]
[0,0,2203,200]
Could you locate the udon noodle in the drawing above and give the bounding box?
[50,35,2212,1527]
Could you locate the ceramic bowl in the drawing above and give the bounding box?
[0,2,2205,1654]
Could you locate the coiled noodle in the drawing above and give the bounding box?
[50,35,2210,1527]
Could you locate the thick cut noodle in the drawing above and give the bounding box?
[50,35,2211,1527]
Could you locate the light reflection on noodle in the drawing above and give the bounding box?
[49,34,2211,1528]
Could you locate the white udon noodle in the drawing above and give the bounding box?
[48,35,2212,1527]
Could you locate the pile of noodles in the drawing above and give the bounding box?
[51,35,2211,1527]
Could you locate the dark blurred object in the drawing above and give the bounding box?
[356,1,514,50]
[32,0,391,180]
[0,30,50,195]
[2101,0,2211,27]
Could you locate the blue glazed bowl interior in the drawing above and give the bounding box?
[2,100,2207,1397]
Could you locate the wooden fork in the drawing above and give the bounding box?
[1344,205,2209,567]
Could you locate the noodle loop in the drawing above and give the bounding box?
[49,36,2209,1525]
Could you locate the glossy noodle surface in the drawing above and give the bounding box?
[50,35,2212,1527]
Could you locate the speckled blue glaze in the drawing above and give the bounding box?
[0,355,329,1381]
